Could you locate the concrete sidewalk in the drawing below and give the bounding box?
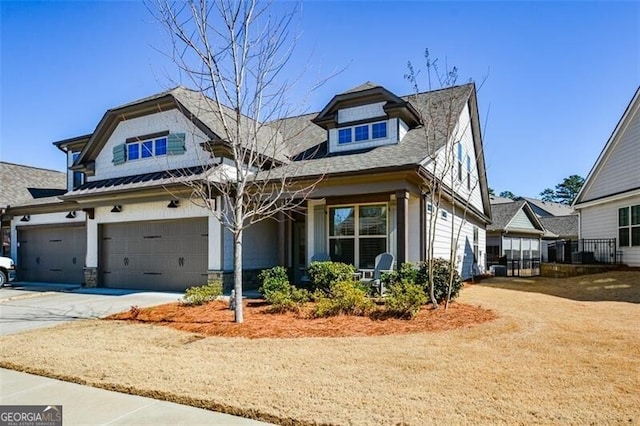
[0,368,272,425]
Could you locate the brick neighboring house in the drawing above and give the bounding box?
[5,82,492,290]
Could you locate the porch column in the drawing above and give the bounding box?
[277,211,286,266]
[419,194,426,262]
[396,190,409,266]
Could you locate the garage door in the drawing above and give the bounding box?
[100,218,208,291]
[18,225,87,284]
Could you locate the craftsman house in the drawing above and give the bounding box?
[6,82,491,290]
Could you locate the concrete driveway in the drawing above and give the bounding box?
[0,282,182,335]
[0,282,271,425]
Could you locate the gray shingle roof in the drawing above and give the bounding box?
[265,83,475,179]
[170,87,289,163]
[520,197,575,217]
[0,162,66,208]
[539,215,579,239]
[340,81,383,94]
[487,200,528,231]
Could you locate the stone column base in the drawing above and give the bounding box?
[83,267,97,288]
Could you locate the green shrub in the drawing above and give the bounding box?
[313,280,374,317]
[384,280,427,319]
[259,266,311,313]
[258,266,290,300]
[307,261,356,294]
[416,258,463,303]
[381,262,417,289]
[182,281,223,306]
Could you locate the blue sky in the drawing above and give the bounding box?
[1,1,638,198]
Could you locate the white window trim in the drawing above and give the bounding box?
[327,202,389,269]
[126,136,168,162]
[336,120,388,145]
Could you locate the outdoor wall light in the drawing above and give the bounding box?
[20,215,30,222]
[167,200,180,208]
[66,211,77,219]
[111,205,122,213]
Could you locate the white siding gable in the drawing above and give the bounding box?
[508,209,537,230]
[579,91,640,203]
[422,103,484,215]
[91,109,212,181]
[337,102,385,123]
[328,117,402,154]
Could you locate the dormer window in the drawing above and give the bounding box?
[372,122,387,139]
[337,121,388,145]
[355,125,368,141]
[338,128,352,144]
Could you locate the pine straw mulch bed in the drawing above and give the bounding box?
[105,297,496,338]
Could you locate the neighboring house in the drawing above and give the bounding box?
[520,197,575,218]
[486,200,545,273]
[573,86,640,266]
[5,82,491,290]
[0,162,69,259]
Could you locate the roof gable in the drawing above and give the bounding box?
[574,86,640,206]
[488,200,544,233]
[70,86,289,175]
[312,83,421,129]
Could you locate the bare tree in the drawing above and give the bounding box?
[405,49,486,309]
[152,0,321,323]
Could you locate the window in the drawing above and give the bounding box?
[457,143,463,181]
[441,210,448,220]
[338,128,352,144]
[329,204,387,269]
[354,125,369,141]
[127,136,168,160]
[142,141,153,158]
[426,203,433,213]
[473,226,479,259]
[127,143,139,160]
[336,121,387,144]
[372,122,387,139]
[466,155,471,190]
[619,205,640,247]
[155,138,167,155]
[72,152,84,189]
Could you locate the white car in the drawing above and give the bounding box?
[0,256,16,287]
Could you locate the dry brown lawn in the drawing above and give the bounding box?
[1,271,639,425]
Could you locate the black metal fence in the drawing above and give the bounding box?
[487,255,541,277]
[547,239,622,265]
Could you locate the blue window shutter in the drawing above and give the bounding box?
[112,143,126,165]
[167,133,186,155]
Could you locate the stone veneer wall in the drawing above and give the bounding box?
[83,267,98,288]
[208,269,263,293]
[540,263,622,278]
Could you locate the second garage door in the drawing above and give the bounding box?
[100,218,208,291]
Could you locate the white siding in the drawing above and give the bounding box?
[425,198,484,279]
[329,118,399,154]
[422,103,485,215]
[92,109,212,181]
[580,100,640,202]
[337,102,385,123]
[579,194,640,266]
[509,209,537,230]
